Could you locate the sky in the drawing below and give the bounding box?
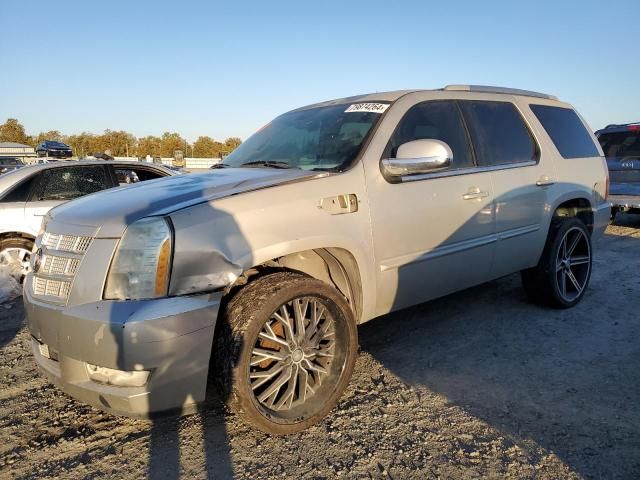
[1,0,638,142]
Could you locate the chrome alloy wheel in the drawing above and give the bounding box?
[0,247,31,282]
[555,226,591,302]
[249,297,337,412]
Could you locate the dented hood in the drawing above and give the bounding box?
[47,168,324,238]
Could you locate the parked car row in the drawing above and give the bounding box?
[18,85,611,435]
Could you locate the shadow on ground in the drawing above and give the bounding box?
[359,226,640,479]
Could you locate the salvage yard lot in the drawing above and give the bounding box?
[1,221,639,480]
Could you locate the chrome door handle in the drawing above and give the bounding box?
[462,188,489,200]
[536,176,555,187]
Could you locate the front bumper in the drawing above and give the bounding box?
[24,284,223,418]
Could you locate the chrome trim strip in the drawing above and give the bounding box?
[396,160,537,183]
[380,223,540,271]
[496,224,540,241]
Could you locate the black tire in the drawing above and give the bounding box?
[213,271,358,435]
[521,217,592,309]
[0,237,34,284]
[610,207,618,223]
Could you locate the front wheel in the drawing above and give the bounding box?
[0,238,34,284]
[521,217,592,309]
[213,271,358,435]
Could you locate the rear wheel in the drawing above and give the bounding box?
[0,238,33,284]
[521,217,592,308]
[213,271,358,435]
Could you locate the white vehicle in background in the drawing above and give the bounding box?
[0,160,176,282]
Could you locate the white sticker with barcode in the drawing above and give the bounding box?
[344,103,390,114]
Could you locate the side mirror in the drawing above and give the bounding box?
[381,139,452,177]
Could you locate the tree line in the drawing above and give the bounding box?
[0,118,242,158]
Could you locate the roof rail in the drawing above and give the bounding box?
[604,122,640,129]
[443,85,558,101]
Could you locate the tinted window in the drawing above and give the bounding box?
[114,167,165,185]
[1,175,37,203]
[460,101,537,166]
[597,130,640,159]
[387,100,473,169]
[530,105,599,159]
[33,166,109,201]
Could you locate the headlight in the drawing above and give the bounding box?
[104,217,173,300]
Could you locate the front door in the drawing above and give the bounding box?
[365,100,495,314]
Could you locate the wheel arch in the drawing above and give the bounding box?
[551,196,594,234]
[0,231,36,250]
[226,247,365,323]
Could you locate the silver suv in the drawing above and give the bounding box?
[24,86,610,434]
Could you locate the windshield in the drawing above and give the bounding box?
[222,103,388,171]
[598,130,640,159]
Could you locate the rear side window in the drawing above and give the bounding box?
[387,100,474,169]
[597,130,640,159]
[530,105,600,159]
[33,166,109,201]
[459,101,538,167]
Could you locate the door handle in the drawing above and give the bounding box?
[536,176,555,187]
[462,187,489,200]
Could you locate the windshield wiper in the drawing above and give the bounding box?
[240,160,295,169]
[210,163,231,169]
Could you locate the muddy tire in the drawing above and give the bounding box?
[0,237,34,284]
[521,217,592,309]
[213,271,358,435]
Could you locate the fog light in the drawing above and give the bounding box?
[86,363,150,387]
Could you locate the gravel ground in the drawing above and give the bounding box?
[1,220,639,479]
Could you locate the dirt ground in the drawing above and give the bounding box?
[1,220,639,480]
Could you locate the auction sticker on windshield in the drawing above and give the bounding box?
[345,103,390,114]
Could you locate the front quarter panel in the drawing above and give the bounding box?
[168,167,377,322]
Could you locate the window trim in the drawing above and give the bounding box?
[380,98,541,184]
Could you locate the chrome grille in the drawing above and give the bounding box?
[32,277,72,299]
[42,232,92,253]
[32,232,92,303]
[39,254,80,276]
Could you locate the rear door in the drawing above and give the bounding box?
[458,99,551,278]
[24,165,112,234]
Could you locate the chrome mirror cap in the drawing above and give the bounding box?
[382,139,453,177]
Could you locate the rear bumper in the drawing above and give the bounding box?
[592,202,611,243]
[24,285,223,418]
[608,195,640,210]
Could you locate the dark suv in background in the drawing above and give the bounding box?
[596,122,640,219]
[36,140,73,158]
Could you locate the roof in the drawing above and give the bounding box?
[293,85,560,112]
[0,142,34,148]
